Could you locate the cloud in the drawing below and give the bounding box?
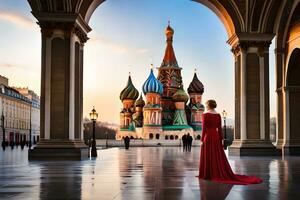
[0,63,15,68]
[89,33,129,54]
[0,62,38,71]
[0,10,35,29]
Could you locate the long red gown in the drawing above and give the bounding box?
[198,112,262,185]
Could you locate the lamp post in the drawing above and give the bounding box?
[89,107,98,157]
[222,110,227,150]
[1,111,5,151]
[105,131,108,149]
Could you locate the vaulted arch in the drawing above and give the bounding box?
[26,0,287,159]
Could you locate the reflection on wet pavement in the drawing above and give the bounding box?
[0,147,300,199]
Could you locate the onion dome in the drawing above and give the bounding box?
[187,72,204,94]
[165,24,174,37]
[173,88,189,103]
[119,75,139,101]
[135,94,145,107]
[142,69,163,95]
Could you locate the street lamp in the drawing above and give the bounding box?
[222,110,228,150]
[105,131,108,149]
[1,111,5,151]
[89,107,98,157]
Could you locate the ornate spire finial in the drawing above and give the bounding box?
[168,20,170,26]
[129,71,131,76]
[150,64,154,70]
[194,68,197,73]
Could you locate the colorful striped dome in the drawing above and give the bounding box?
[142,69,163,95]
[120,75,139,101]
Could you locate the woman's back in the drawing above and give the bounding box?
[203,113,221,129]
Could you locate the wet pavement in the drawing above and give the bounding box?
[0,146,299,200]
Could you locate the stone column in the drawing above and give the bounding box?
[275,48,285,149]
[229,40,277,156]
[29,19,90,160]
[283,86,300,155]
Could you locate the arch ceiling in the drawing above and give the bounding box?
[28,0,283,40]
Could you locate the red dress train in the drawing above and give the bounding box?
[198,113,262,185]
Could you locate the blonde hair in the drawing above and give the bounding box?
[206,99,217,109]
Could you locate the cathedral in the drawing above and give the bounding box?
[117,24,205,140]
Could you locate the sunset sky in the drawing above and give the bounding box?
[0,0,276,124]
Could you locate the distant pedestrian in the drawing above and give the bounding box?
[182,134,187,151]
[10,141,15,150]
[1,141,5,151]
[20,140,25,150]
[124,136,130,150]
[187,133,193,152]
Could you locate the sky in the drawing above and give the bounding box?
[0,0,276,124]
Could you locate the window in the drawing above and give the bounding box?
[165,135,169,140]
[175,135,178,140]
[155,134,160,140]
[149,133,154,139]
[170,135,174,140]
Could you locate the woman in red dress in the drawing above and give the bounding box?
[198,99,262,185]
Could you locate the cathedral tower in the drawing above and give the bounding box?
[142,68,164,139]
[132,94,145,127]
[157,23,183,125]
[119,74,139,130]
[172,88,189,126]
[187,71,204,131]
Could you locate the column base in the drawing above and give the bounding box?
[29,139,89,160]
[282,140,300,155]
[228,140,280,156]
[275,139,284,149]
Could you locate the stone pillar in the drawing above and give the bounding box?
[229,41,277,156]
[283,87,300,155]
[29,20,90,160]
[275,48,285,149]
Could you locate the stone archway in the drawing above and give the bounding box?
[284,48,300,154]
[275,0,300,155]
[27,0,283,159]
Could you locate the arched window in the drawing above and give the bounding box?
[170,135,174,140]
[149,133,154,139]
[165,135,169,140]
[197,135,201,140]
[175,135,178,140]
[155,134,160,140]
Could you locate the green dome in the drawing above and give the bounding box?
[172,88,189,103]
[135,94,145,107]
[120,75,139,101]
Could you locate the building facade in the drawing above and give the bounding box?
[14,87,40,144]
[0,75,40,145]
[117,24,205,140]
